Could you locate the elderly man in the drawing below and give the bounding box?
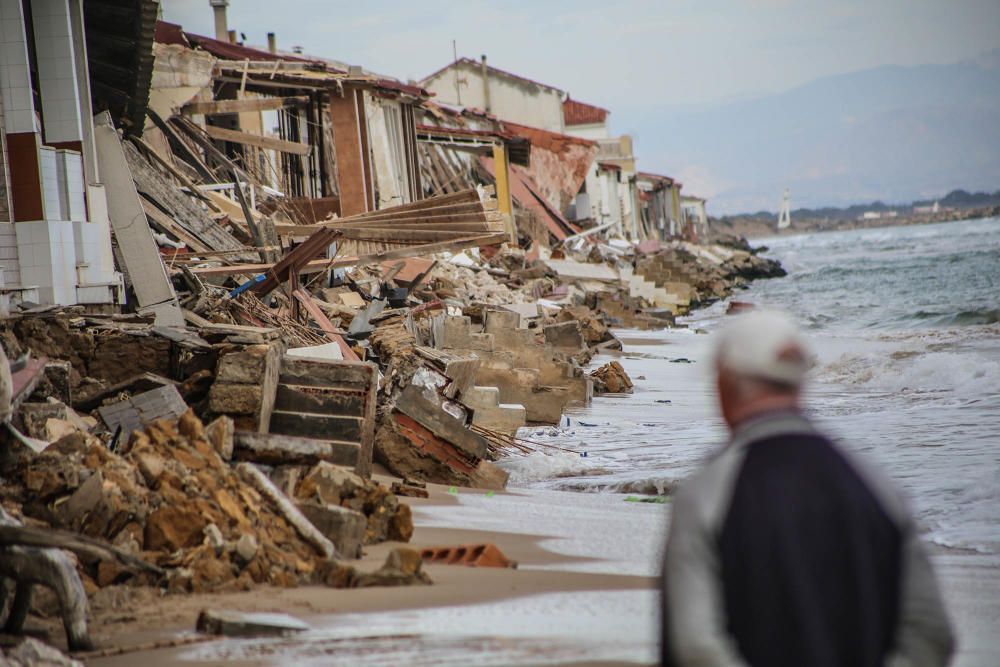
[661,310,955,667]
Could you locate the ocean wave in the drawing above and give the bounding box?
[497,451,602,486]
[926,467,1000,554]
[891,308,1000,327]
[818,346,1000,396]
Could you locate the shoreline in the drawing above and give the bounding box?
[80,479,999,667]
[84,482,661,666]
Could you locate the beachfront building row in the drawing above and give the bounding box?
[0,0,708,309]
[421,57,708,243]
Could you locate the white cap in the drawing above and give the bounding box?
[714,309,811,386]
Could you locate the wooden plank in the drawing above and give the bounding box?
[189,232,507,276]
[291,289,359,361]
[130,136,219,211]
[141,198,212,253]
[234,431,360,467]
[124,141,253,258]
[203,125,311,156]
[278,222,498,238]
[182,96,309,115]
[94,112,185,326]
[279,357,374,389]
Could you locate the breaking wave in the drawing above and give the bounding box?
[815,329,1000,398]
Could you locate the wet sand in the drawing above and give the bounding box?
[84,484,658,666]
[72,478,1000,666]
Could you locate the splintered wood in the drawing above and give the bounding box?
[190,189,507,278]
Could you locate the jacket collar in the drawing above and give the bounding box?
[729,409,816,450]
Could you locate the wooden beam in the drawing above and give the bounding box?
[181,96,309,115]
[188,232,506,276]
[203,125,311,156]
[291,289,359,361]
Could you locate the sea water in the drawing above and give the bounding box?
[505,216,1000,557]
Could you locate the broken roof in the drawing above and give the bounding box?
[638,171,677,186]
[563,98,609,126]
[500,121,596,154]
[422,58,565,94]
[154,21,430,100]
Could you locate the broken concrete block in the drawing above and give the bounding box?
[296,501,366,559]
[98,384,188,437]
[543,321,585,350]
[196,609,309,638]
[394,385,488,459]
[351,547,432,588]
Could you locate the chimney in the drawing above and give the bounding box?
[227,29,237,44]
[480,54,491,114]
[209,0,229,41]
[267,32,277,54]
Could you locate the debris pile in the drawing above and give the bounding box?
[13,411,322,593]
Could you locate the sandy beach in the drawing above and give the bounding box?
[72,469,997,666]
[81,480,660,666]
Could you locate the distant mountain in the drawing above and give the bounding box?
[637,50,1000,214]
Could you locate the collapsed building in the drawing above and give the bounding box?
[0,0,783,658]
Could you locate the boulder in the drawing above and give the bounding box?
[590,361,634,394]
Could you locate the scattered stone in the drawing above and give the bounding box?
[202,523,225,556]
[590,361,634,394]
[204,415,234,460]
[295,462,413,545]
[234,534,258,564]
[350,548,432,588]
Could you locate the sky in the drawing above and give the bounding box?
[161,0,1000,210]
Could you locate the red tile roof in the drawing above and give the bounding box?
[421,58,564,94]
[563,98,608,126]
[500,121,596,154]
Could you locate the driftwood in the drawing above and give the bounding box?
[0,514,163,651]
[0,544,92,651]
[0,525,164,576]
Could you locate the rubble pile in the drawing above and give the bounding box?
[0,4,794,655]
[294,462,414,546]
[11,411,321,593]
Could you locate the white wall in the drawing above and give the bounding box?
[564,122,609,141]
[424,62,565,133]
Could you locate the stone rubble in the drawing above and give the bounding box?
[0,228,781,655]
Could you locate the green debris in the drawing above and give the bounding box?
[625,495,668,504]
